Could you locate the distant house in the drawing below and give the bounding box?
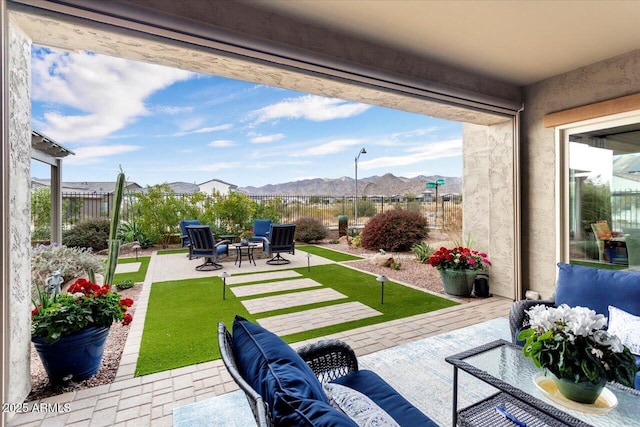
[163,182,201,194]
[31,179,142,220]
[199,179,238,195]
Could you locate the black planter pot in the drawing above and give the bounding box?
[473,272,490,297]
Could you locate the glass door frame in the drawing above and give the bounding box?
[556,110,640,263]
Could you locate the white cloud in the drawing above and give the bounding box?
[290,139,363,157]
[153,105,194,115]
[32,48,194,143]
[250,133,285,144]
[173,124,233,136]
[251,95,370,124]
[360,139,462,170]
[209,140,236,148]
[64,144,142,165]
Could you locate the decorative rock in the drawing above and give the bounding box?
[370,253,394,267]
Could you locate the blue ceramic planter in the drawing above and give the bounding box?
[32,326,110,384]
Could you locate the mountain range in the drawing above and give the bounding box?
[240,173,461,196]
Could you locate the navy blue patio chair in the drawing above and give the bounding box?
[262,224,296,265]
[186,225,230,271]
[179,219,200,259]
[249,219,272,244]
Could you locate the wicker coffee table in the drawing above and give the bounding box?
[445,340,640,427]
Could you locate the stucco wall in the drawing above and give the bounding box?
[521,49,640,299]
[463,120,516,299]
[7,18,32,405]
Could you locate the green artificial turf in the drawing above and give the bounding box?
[570,260,626,270]
[113,256,150,284]
[297,245,363,262]
[136,263,457,376]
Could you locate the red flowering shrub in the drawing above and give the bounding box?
[32,278,134,343]
[361,210,428,251]
[428,246,491,271]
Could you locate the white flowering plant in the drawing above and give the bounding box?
[518,304,637,387]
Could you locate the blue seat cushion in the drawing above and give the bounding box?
[555,263,640,317]
[231,316,328,419]
[331,370,437,426]
[274,393,357,426]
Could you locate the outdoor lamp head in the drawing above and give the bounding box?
[356,147,367,161]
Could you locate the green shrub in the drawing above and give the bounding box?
[62,218,111,251]
[351,234,362,247]
[31,225,51,242]
[361,210,428,251]
[31,244,104,291]
[294,217,328,243]
[115,279,134,290]
[390,261,402,270]
[412,243,435,263]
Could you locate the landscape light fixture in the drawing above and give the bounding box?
[220,271,231,300]
[354,148,367,226]
[306,253,312,272]
[376,274,388,304]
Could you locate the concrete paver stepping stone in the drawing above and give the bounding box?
[258,302,382,335]
[115,262,141,274]
[242,288,347,314]
[226,270,301,285]
[231,278,321,297]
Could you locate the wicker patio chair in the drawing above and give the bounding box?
[217,322,358,427]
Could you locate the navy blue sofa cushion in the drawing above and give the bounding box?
[231,316,328,419]
[274,393,358,427]
[332,369,438,426]
[556,263,640,317]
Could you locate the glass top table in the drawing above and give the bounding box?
[446,340,640,427]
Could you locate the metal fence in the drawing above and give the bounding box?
[41,192,463,232]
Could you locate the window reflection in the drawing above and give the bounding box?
[569,124,640,268]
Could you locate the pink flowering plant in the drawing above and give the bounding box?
[32,278,133,343]
[427,246,491,270]
[519,304,636,387]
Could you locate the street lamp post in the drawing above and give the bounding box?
[354,148,367,226]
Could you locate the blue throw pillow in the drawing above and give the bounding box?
[556,263,640,317]
[231,316,328,418]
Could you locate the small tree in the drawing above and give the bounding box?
[136,184,182,248]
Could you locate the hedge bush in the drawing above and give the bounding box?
[361,210,428,251]
[62,218,111,251]
[294,217,328,243]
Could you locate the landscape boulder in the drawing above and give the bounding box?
[370,253,394,267]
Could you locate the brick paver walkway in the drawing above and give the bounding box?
[258,302,382,334]
[241,287,346,314]
[230,277,320,297]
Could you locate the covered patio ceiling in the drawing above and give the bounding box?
[245,0,640,86]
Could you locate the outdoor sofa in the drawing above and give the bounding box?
[219,316,437,426]
[509,262,640,389]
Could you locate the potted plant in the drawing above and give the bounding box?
[519,304,637,403]
[31,277,133,384]
[428,246,491,296]
[238,229,254,245]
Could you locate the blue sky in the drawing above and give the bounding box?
[30,47,462,188]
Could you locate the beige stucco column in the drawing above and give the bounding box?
[3,9,33,408]
[462,120,518,300]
